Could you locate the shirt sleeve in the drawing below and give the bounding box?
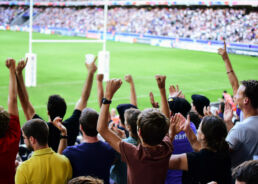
[63,109,81,146]
[15,164,27,184]
[226,124,242,151]
[8,115,21,140]
[119,141,137,164]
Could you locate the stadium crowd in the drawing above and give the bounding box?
[1,40,258,184]
[0,6,257,44]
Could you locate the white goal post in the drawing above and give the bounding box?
[25,0,110,86]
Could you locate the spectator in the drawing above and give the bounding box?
[169,115,232,184]
[15,118,72,184]
[15,56,97,152]
[110,108,141,184]
[62,108,116,184]
[191,94,210,119]
[218,42,258,168]
[0,58,20,184]
[232,160,258,184]
[97,76,181,184]
[166,96,197,184]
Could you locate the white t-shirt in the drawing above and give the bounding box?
[226,116,258,167]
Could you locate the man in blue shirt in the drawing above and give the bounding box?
[63,108,116,184]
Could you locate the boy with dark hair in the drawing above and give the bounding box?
[232,160,258,184]
[15,119,72,184]
[110,108,141,184]
[63,108,116,184]
[97,76,181,184]
[16,57,97,152]
[0,59,21,184]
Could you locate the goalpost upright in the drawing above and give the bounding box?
[25,0,110,87]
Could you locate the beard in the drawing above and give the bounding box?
[26,141,34,152]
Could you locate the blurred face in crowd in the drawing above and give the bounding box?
[234,85,247,110]
[22,131,33,151]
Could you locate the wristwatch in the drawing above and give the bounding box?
[60,135,68,139]
[102,98,112,104]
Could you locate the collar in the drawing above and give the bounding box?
[32,147,54,156]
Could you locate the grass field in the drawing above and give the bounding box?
[1,30,258,125]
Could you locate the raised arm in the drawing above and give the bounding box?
[96,74,104,108]
[16,58,35,120]
[169,84,184,98]
[125,75,137,107]
[75,57,97,111]
[155,75,170,118]
[6,58,18,117]
[181,114,201,152]
[97,79,123,153]
[149,92,159,108]
[52,117,67,154]
[218,41,239,96]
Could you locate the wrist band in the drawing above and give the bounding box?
[227,70,233,74]
[60,135,68,139]
[102,98,112,104]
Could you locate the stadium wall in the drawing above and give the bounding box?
[1,25,258,57]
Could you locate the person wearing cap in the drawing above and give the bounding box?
[165,97,197,184]
[191,94,210,119]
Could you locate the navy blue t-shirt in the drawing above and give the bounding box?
[63,141,116,184]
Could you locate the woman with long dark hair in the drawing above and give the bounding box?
[169,114,232,184]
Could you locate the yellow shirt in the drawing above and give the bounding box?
[15,147,72,184]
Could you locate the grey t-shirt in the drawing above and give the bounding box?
[226,116,258,168]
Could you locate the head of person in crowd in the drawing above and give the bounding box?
[0,107,10,138]
[79,108,99,137]
[232,160,258,184]
[234,80,258,111]
[191,94,210,118]
[47,94,67,121]
[22,119,49,151]
[197,115,229,152]
[68,176,103,184]
[137,108,169,146]
[124,108,141,140]
[168,97,191,118]
[116,104,137,126]
[189,111,201,129]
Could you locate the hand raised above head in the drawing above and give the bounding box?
[124,74,133,83]
[218,41,229,60]
[6,58,16,70]
[86,56,97,73]
[155,75,166,89]
[16,58,28,74]
[149,92,159,108]
[169,84,183,98]
[96,73,104,82]
[170,113,185,134]
[105,79,122,100]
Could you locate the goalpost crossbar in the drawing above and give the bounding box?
[31,40,105,43]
